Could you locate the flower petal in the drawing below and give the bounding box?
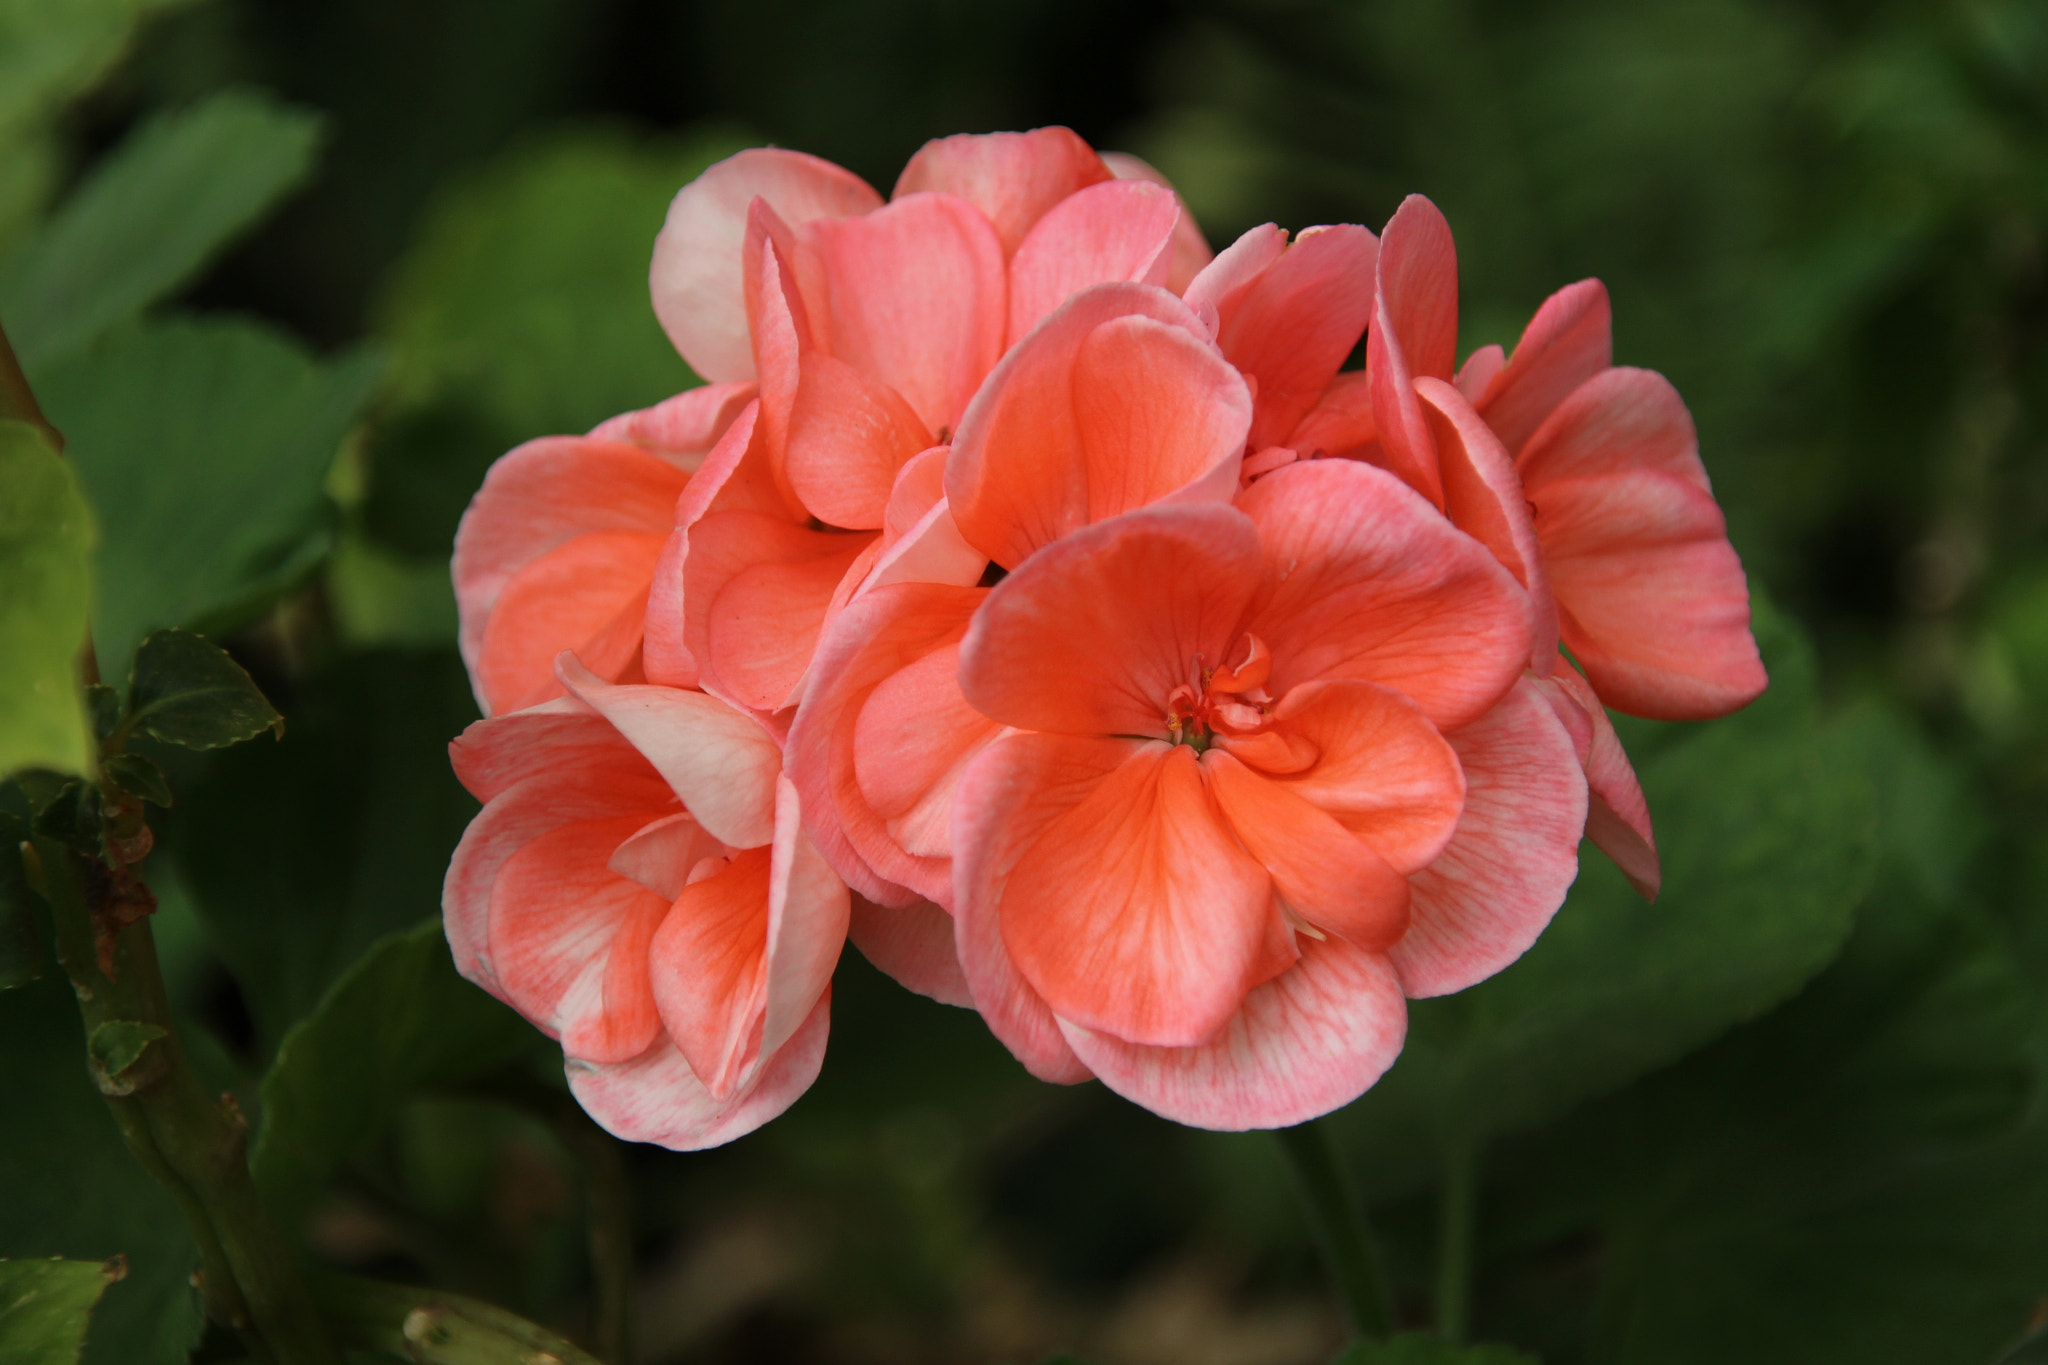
[964,733,1288,1048]
[787,582,989,907]
[652,149,881,383]
[1099,150,1214,290]
[1237,459,1532,730]
[1531,661,1659,898]
[684,510,880,713]
[946,282,1249,568]
[567,988,830,1150]
[648,845,771,1097]
[1473,278,1611,458]
[1535,469,1767,720]
[855,639,1003,869]
[476,532,662,714]
[760,775,851,1062]
[1516,366,1711,493]
[893,127,1112,256]
[1228,679,1465,875]
[782,349,934,529]
[555,657,781,848]
[803,191,1007,436]
[850,894,972,1007]
[1364,194,1458,502]
[1007,179,1180,344]
[1416,375,1559,669]
[1059,937,1406,1130]
[1203,751,1410,950]
[959,502,1261,737]
[1392,678,1587,997]
[1211,224,1379,450]
[587,380,757,463]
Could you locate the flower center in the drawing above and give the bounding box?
[1165,634,1274,750]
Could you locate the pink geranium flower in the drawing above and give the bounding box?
[946,461,1585,1129]
[444,657,848,1148]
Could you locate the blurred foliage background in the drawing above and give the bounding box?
[4,0,2048,1362]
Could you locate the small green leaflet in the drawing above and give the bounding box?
[0,421,94,780]
[0,1257,124,1365]
[123,630,280,751]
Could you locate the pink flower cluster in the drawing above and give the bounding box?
[442,128,1765,1144]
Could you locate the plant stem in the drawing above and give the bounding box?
[315,1273,607,1365]
[1273,1117,1394,1339]
[1434,1143,1479,1343]
[561,1118,633,1365]
[36,836,341,1365]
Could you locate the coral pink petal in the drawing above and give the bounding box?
[783,349,934,530]
[787,583,987,908]
[851,894,972,1007]
[1416,376,1559,669]
[1100,150,1214,290]
[959,502,1261,737]
[1474,278,1612,457]
[1392,679,1588,998]
[609,812,724,903]
[1364,195,1458,502]
[476,532,662,714]
[652,149,881,383]
[1007,179,1180,344]
[946,282,1245,568]
[972,734,1288,1049]
[490,813,671,1063]
[855,640,1004,872]
[649,845,772,1097]
[1230,679,1465,875]
[894,127,1112,256]
[1536,469,1767,721]
[449,701,635,805]
[1533,662,1659,898]
[1184,224,1287,321]
[1284,370,1377,461]
[684,510,880,713]
[760,776,851,1061]
[804,191,1006,434]
[1236,460,1531,730]
[1059,937,1407,1130]
[1455,344,1505,401]
[1215,224,1379,450]
[454,437,691,681]
[1204,752,1410,950]
[587,380,757,463]
[1517,367,1711,493]
[444,751,666,997]
[568,988,830,1150]
[555,657,781,848]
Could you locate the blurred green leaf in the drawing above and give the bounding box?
[253,918,538,1222]
[33,317,381,680]
[98,754,168,808]
[174,649,489,1046]
[1339,603,1877,1191]
[123,629,280,751]
[0,420,93,780]
[0,0,196,138]
[0,977,202,1365]
[1333,1335,1538,1365]
[362,123,740,557]
[0,1257,121,1365]
[0,90,322,369]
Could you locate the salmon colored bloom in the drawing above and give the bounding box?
[946,462,1586,1128]
[444,656,848,1147]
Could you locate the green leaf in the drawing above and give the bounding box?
[253,918,539,1222]
[0,0,197,139]
[0,977,202,1365]
[174,650,485,1047]
[80,688,118,744]
[0,1257,122,1365]
[0,91,323,369]
[122,630,279,751]
[33,319,381,679]
[98,754,168,808]
[362,124,742,557]
[1337,602,1878,1191]
[1333,1334,1539,1365]
[0,422,93,780]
